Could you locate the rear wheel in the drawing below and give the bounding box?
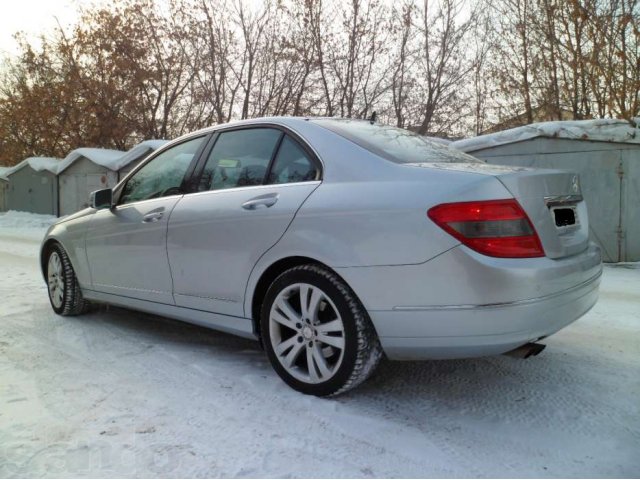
[261,264,382,396]
[46,244,89,315]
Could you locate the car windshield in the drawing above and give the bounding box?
[312,118,482,164]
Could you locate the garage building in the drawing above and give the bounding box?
[451,119,640,262]
[0,168,9,212]
[3,158,61,216]
[57,148,124,216]
[57,141,168,216]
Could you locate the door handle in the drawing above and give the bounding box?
[143,211,164,223]
[242,194,279,210]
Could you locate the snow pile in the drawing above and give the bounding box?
[0,211,56,252]
[0,166,11,179]
[0,210,56,229]
[452,118,640,152]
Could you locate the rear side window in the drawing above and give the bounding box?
[313,119,482,164]
[267,136,319,184]
[198,128,282,191]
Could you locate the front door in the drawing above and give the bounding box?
[85,135,208,304]
[167,128,321,317]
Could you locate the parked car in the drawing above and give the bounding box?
[41,117,602,396]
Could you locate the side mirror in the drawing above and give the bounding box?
[90,188,113,210]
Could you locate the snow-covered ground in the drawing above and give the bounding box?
[1,211,638,478]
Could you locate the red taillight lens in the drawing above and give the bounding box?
[427,199,545,258]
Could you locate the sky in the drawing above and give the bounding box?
[0,0,473,57]
[0,0,105,56]
[0,0,258,57]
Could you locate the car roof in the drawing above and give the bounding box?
[170,116,371,142]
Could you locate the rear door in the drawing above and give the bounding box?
[167,127,321,317]
[85,135,208,304]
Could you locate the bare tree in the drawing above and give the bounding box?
[553,0,596,119]
[536,0,562,120]
[180,0,244,126]
[322,0,391,118]
[413,0,476,135]
[390,1,415,127]
[589,0,640,120]
[489,0,538,125]
[470,2,493,134]
[233,0,271,119]
[3,0,640,166]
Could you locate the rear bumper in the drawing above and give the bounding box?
[337,242,602,360]
[371,268,600,359]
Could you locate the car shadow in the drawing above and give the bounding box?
[78,302,582,410]
[81,304,260,353]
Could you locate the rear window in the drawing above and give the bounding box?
[312,119,482,164]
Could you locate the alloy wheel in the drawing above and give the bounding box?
[47,251,65,309]
[269,282,346,384]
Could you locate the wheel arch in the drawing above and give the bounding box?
[249,255,362,340]
[40,237,81,283]
[40,237,61,280]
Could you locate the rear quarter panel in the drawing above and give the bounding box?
[243,167,514,316]
[268,170,514,268]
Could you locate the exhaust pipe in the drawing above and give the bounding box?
[504,342,546,359]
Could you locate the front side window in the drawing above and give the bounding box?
[119,136,205,205]
[267,136,319,184]
[313,119,482,164]
[198,128,282,191]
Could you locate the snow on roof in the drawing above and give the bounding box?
[451,118,640,153]
[2,157,61,179]
[424,136,453,145]
[112,139,169,171]
[136,139,169,150]
[57,148,125,175]
[0,141,169,180]
[57,140,168,174]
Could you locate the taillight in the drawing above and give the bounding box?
[427,199,545,258]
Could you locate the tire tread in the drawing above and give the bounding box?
[50,244,89,316]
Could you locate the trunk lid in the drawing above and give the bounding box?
[496,168,589,259]
[406,163,590,259]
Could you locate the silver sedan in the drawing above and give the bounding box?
[41,117,602,396]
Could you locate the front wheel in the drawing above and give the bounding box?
[261,264,383,396]
[46,243,89,315]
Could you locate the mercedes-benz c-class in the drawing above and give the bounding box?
[41,117,602,395]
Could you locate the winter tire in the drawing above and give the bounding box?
[46,243,89,316]
[261,264,383,396]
